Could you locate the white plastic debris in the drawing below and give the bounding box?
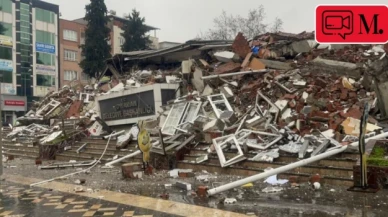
[313,182,321,190]
[264,175,289,185]
[262,186,283,193]
[224,198,237,204]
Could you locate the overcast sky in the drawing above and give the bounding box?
[45,0,387,43]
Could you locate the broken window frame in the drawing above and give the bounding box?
[257,91,280,123]
[162,101,202,135]
[207,94,233,119]
[162,102,187,135]
[36,100,61,117]
[235,129,283,150]
[79,93,95,103]
[213,135,246,167]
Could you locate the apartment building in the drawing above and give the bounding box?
[0,0,59,124]
[59,13,159,87]
[59,19,87,87]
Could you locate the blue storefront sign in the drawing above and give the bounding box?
[0,59,13,72]
[36,42,56,54]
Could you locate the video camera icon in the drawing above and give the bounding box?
[322,10,354,40]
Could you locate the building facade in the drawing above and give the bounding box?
[0,0,59,124]
[59,14,158,88]
[59,19,88,87]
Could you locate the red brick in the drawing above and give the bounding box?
[348,91,357,99]
[288,176,299,184]
[327,103,337,112]
[215,62,241,74]
[315,78,327,88]
[340,89,348,100]
[345,107,362,119]
[160,193,169,200]
[284,94,296,100]
[288,100,296,108]
[310,174,322,184]
[232,32,251,58]
[197,186,208,197]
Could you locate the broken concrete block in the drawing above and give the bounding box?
[214,51,239,63]
[270,100,289,113]
[121,162,143,179]
[192,67,205,93]
[219,111,237,125]
[298,139,310,159]
[203,119,225,132]
[219,86,234,100]
[182,60,193,74]
[176,181,192,191]
[312,56,360,79]
[259,59,292,70]
[232,32,251,58]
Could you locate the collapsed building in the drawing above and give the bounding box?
[3,31,388,194]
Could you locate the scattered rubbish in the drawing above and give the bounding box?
[164,184,172,189]
[224,198,237,204]
[313,182,321,190]
[262,186,284,193]
[241,183,253,188]
[74,187,84,193]
[159,193,169,200]
[264,175,289,185]
[74,179,86,185]
[176,181,192,191]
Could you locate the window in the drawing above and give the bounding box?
[64,50,77,61]
[37,52,55,66]
[64,70,77,81]
[37,74,55,87]
[119,37,125,45]
[0,22,12,37]
[36,30,55,45]
[63,29,77,42]
[0,0,12,14]
[35,8,55,24]
[0,70,12,83]
[81,73,89,81]
[0,46,12,60]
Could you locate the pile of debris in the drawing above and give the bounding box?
[6,31,388,171]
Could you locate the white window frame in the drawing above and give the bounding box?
[162,101,202,135]
[235,129,283,150]
[161,103,187,135]
[64,70,77,81]
[119,37,125,46]
[63,29,78,42]
[64,50,77,62]
[213,135,246,167]
[207,94,233,118]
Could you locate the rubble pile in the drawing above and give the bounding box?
[6,31,388,172]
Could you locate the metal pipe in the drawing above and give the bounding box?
[103,130,125,139]
[105,150,141,166]
[207,131,388,195]
[201,70,269,80]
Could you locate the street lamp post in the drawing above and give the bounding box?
[0,74,3,176]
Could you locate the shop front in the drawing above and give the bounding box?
[0,95,27,126]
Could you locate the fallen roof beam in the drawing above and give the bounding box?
[201,69,269,80]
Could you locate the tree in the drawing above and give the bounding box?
[0,8,6,35]
[121,9,151,52]
[200,6,283,40]
[80,0,111,78]
[270,17,283,32]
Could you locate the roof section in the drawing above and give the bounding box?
[72,15,159,31]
